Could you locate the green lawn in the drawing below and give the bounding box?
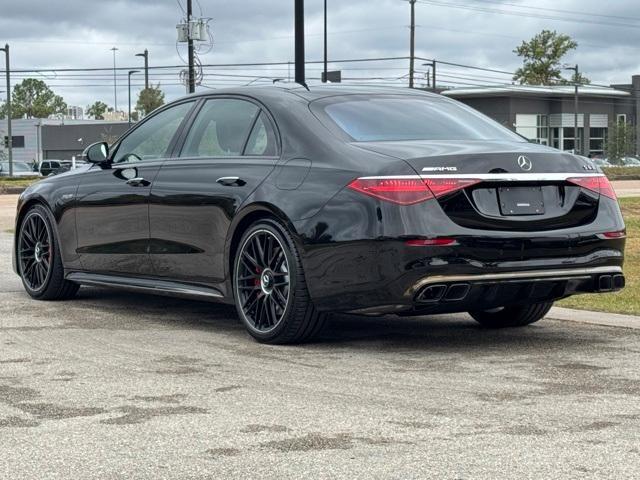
[559,196,640,316]
[0,176,41,189]
[602,166,640,180]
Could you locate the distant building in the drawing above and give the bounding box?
[442,75,640,157]
[65,106,84,120]
[103,110,128,122]
[0,119,130,164]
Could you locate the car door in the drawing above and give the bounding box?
[75,100,196,276]
[149,96,280,284]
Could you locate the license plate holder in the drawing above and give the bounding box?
[499,187,545,216]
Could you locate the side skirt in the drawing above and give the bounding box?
[65,272,226,302]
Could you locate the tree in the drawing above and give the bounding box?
[136,85,165,117]
[8,78,67,118]
[513,30,590,85]
[86,101,109,120]
[605,121,636,165]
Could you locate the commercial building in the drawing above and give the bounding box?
[0,119,129,164]
[443,76,640,157]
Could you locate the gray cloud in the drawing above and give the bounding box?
[1,0,639,108]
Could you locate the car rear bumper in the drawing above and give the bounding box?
[301,237,625,314]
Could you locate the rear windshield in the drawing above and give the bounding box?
[316,95,523,143]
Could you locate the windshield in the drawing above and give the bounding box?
[0,162,33,173]
[315,95,524,143]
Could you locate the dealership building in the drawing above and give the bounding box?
[443,75,640,157]
[1,119,130,165]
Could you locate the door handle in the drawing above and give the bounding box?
[216,176,246,187]
[126,177,151,187]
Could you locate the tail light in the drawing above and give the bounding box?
[347,177,481,205]
[406,238,458,246]
[567,175,617,200]
[597,230,626,239]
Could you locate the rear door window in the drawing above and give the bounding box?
[180,99,260,157]
[244,112,278,156]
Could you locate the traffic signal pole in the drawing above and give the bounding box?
[0,44,12,177]
[294,0,306,85]
[187,0,196,93]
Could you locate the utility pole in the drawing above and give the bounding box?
[294,0,306,85]
[135,49,149,90]
[128,70,139,127]
[323,0,328,83]
[110,47,119,112]
[409,0,416,88]
[0,44,12,177]
[565,64,580,154]
[187,0,196,93]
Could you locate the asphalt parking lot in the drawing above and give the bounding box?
[1,195,639,479]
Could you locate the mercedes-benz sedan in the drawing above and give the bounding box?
[13,86,626,343]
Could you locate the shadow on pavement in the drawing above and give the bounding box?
[67,286,611,354]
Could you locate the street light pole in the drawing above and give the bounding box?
[564,64,580,154]
[110,47,119,112]
[135,49,149,90]
[128,70,140,127]
[0,44,12,177]
[423,60,436,91]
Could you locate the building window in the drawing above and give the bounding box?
[12,136,25,148]
[551,127,583,153]
[561,127,583,154]
[617,114,627,124]
[589,128,607,156]
[515,114,549,144]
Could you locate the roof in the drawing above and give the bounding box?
[180,84,442,102]
[442,84,632,98]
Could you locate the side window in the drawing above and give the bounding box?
[113,101,194,163]
[180,99,259,157]
[244,112,278,156]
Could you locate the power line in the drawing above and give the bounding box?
[414,0,640,30]
[469,0,640,24]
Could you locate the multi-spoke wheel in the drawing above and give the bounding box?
[17,205,79,300]
[19,210,53,292]
[233,219,326,344]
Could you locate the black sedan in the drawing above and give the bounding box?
[12,86,626,343]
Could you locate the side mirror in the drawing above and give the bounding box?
[83,142,109,164]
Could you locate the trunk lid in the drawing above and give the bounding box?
[353,140,601,232]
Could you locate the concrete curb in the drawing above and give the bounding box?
[548,307,640,330]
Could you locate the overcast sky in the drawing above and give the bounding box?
[1,0,640,110]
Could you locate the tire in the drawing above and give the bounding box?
[17,204,79,301]
[469,301,553,328]
[232,219,326,344]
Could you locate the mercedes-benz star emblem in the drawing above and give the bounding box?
[517,155,533,171]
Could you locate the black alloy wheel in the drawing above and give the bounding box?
[233,220,326,344]
[19,210,53,292]
[236,228,290,333]
[17,205,79,300]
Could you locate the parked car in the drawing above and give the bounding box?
[38,160,70,177]
[0,161,38,177]
[592,157,613,168]
[12,86,626,344]
[621,157,640,167]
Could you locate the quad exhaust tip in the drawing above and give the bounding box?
[598,274,625,292]
[416,283,471,303]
